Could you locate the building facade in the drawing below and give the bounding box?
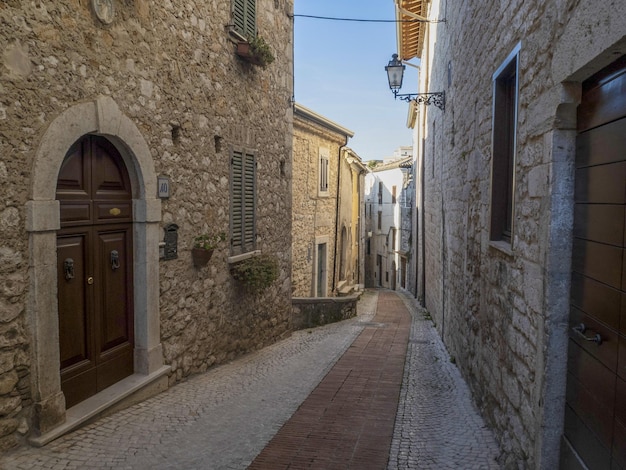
[0,0,293,450]
[292,104,366,298]
[395,0,626,467]
[364,156,413,291]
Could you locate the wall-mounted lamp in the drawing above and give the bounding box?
[385,54,445,111]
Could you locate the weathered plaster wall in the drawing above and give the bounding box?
[419,0,626,467]
[0,0,293,450]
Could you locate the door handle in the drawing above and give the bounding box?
[64,258,75,281]
[111,250,120,271]
[572,323,602,346]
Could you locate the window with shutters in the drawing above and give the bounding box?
[318,148,329,196]
[230,148,257,255]
[232,0,256,39]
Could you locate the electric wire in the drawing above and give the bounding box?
[291,14,444,24]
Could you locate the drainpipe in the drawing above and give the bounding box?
[331,138,348,295]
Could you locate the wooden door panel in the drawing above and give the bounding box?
[572,238,623,289]
[571,272,621,330]
[618,334,626,381]
[570,307,618,372]
[576,117,626,167]
[573,204,625,247]
[574,162,626,205]
[567,341,616,448]
[613,377,626,468]
[97,228,133,353]
[563,404,611,470]
[56,140,91,198]
[95,202,132,223]
[56,233,91,371]
[92,138,132,200]
[578,56,626,132]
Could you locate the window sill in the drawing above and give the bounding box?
[228,250,261,264]
[488,240,514,257]
[228,28,247,43]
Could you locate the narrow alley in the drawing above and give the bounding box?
[0,290,500,469]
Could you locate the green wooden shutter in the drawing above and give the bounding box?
[233,0,256,38]
[230,149,256,255]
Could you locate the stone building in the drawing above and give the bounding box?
[0,0,293,451]
[394,0,626,467]
[364,155,413,291]
[292,104,366,298]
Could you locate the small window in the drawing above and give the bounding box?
[490,43,520,244]
[232,0,256,38]
[230,147,257,255]
[319,148,329,196]
[392,185,397,204]
[378,181,383,205]
[392,227,396,250]
[377,211,382,230]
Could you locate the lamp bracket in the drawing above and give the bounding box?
[393,90,445,111]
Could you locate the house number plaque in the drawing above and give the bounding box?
[92,0,115,24]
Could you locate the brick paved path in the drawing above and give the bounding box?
[249,290,411,469]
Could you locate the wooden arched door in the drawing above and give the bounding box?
[56,135,134,408]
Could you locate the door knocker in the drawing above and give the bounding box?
[64,258,75,281]
[110,250,120,271]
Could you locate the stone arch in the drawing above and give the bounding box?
[26,96,168,439]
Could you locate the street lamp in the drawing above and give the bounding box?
[385,54,445,111]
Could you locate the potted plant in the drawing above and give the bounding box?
[191,232,226,268]
[236,35,275,67]
[230,254,278,292]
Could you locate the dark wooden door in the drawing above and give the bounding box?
[562,55,626,469]
[56,135,134,408]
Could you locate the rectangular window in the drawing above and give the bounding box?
[392,227,397,250]
[377,211,382,230]
[392,185,397,204]
[232,0,256,38]
[319,148,329,196]
[490,43,520,244]
[378,182,383,204]
[230,148,257,255]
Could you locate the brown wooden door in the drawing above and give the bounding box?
[562,55,626,469]
[56,135,134,408]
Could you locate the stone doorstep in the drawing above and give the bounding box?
[28,365,171,448]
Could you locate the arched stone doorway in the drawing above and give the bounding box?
[26,96,168,440]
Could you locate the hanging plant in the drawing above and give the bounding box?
[236,35,275,67]
[191,232,226,268]
[231,254,279,292]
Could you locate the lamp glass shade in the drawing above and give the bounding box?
[385,54,405,90]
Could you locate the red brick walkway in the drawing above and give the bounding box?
[248,290,411,470]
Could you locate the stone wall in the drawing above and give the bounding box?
[292,110,347,297]
[417,0,626,467]
[0,0,293,450]
[292,295,359,330]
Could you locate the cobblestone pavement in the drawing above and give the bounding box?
[0,289,502,469]
[388,291,501,469]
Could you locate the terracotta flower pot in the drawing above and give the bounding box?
[236,42,265,66]
[191,248,213,268]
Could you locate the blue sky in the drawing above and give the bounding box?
[293,0,418,162]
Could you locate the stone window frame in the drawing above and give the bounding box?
[489,42,521,247]
[26,96,168,442]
